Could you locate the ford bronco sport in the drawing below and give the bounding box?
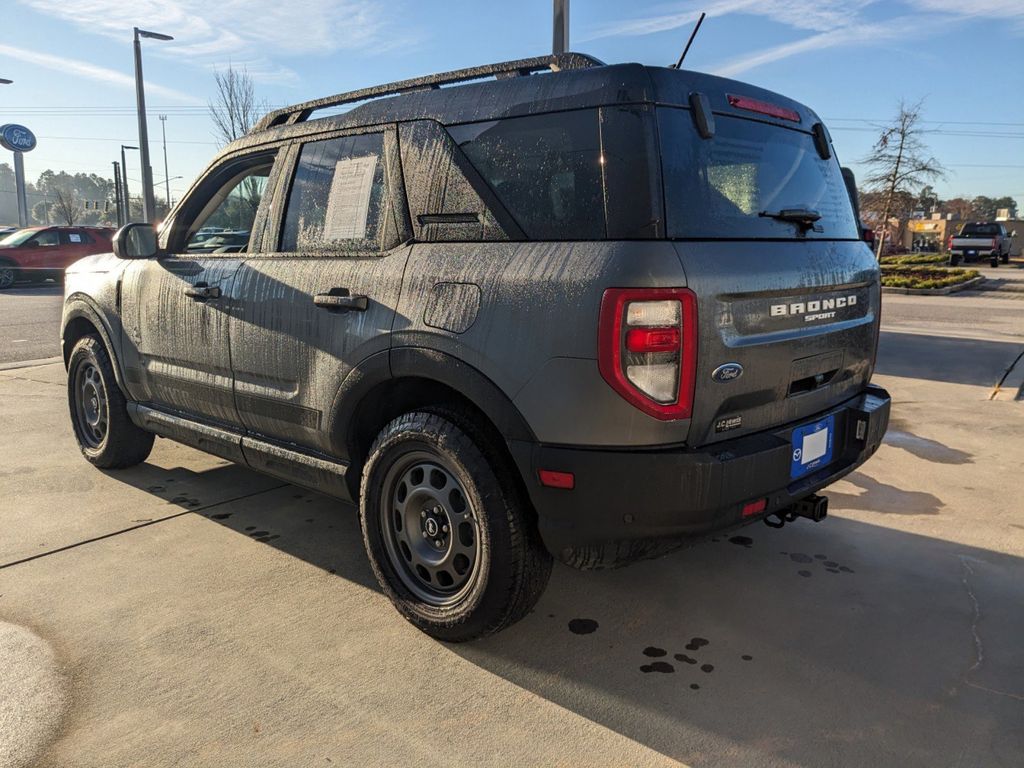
[61,53,890,641]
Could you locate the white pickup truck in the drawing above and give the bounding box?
[949,222,1015,267]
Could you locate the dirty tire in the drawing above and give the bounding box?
[67,334,154,468]
[948,254,961,267]
[990,255,999,268]
[0,260,16,290]
[360,409,552,642]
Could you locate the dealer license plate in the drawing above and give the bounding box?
[790,415,835,480]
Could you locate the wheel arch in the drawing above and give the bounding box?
[61,296,128,393]
[331,347,536,500]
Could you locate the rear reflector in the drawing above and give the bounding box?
[742,498,768,517]
[538,469,575,490]
[727,94,801,123]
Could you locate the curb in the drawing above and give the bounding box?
[882,275,986,296]
[0,356,63,372]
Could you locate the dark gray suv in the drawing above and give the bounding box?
[61,53,890,640]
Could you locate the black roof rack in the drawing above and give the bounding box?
[251,52,605,133]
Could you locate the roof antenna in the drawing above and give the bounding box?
[671,11,706,69]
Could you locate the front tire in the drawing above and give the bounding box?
[67,335,154,468]
[359,409,552,641]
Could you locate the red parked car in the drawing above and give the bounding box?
[0,226,115,289]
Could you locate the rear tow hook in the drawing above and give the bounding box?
[763,494,829,529]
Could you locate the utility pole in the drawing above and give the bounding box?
[159,114,171,214]
[112,160,123,227]
[553,0,569,55]
[133,27,173,224]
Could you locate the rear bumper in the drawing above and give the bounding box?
[511,385,890,556]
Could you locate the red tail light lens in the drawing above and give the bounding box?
[598,288,697,420]
[992,238,998,249]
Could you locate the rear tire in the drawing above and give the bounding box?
[0,260,17,289]
[991,255,999,268]
[948,253,961,267]
[67,335,154,468]
[359,409,552,642]
[1001,253,1009,264]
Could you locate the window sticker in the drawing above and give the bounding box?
[69,233,82,243]
[323,154,378,241]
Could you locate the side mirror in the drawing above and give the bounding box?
[112,223,157,259]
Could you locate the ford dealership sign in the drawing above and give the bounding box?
[0,124,36,153]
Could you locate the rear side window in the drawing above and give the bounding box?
[448,110,604,240]
[281,132,387,252]
[659,108,859,240]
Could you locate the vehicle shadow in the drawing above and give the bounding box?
[876,331,1023,388]
[104,459,1024,767]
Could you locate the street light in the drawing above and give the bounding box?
[0,78,12,85]
[159,114,171,215]
[120,144,138,223]
[133,26,174,224]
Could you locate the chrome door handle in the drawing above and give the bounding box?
[313,292,368,312]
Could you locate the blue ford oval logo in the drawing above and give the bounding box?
[0,124,36,153]
[712,363,743,383]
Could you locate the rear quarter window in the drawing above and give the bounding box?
[658,108,859,240]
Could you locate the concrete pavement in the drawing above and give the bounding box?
[0,284,62,364]
[1,282,1022,767]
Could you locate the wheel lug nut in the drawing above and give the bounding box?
[442,525,449,532]
[434,540,442,547]
[421,511,426,518]
[422,531,428,538]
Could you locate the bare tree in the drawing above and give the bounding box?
[209,65,266,146]
[52,187,81,226]
[861,100,945,258]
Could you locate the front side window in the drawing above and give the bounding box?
[659,108,859,240]
[183,161,272,253]
[280,132,387,252]
[448,110,604,240]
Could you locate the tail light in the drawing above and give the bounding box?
[598,288,697,420]
[992,237,998,250]
[947,235,953,250]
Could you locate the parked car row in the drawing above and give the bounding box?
[0,225,115,288]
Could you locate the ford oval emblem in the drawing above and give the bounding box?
[712,363,743,383]
[0,124,36,153]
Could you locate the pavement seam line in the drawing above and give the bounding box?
[0,483,288,571]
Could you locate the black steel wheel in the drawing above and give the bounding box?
[67,334,154,468]
[360,409,552,642]
[379,453,481,605]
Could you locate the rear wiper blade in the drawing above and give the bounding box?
[758,208,822,225]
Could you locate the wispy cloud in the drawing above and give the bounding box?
[15,0,406,84]
[0,43,201,103]
[587,0,1023,76]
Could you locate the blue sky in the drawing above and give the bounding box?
[2,0,1022,210]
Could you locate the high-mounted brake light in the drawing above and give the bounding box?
[598,288,697,420]
[727,94,801,123]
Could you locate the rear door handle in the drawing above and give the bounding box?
[314,291,368,312]
[184,284,221,300]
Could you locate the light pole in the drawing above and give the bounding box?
[553,0,569,55]
[159,114,171,216]
[0,78,12,85]
[133,27,173,224]
[120,144,137,222]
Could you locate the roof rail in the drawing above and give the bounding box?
[251,52,605,133]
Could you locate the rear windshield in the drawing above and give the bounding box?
[959,223,1000,237]
[658,108,859,240]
